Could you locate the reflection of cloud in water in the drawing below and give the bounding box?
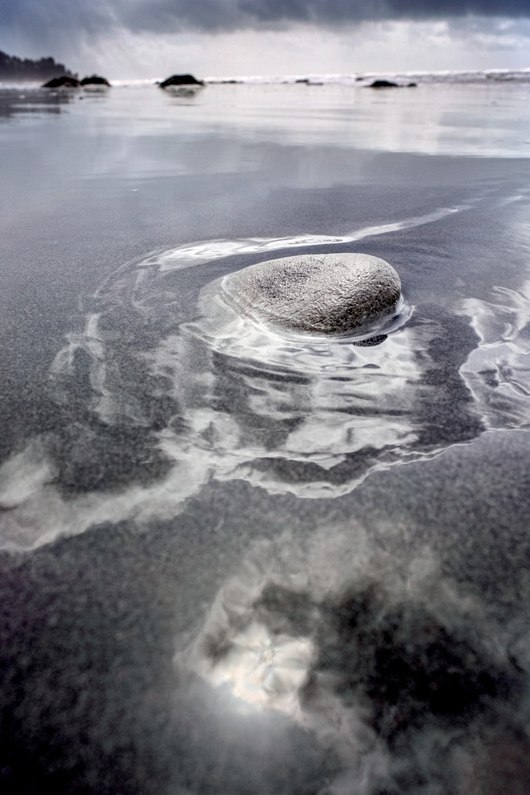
[0,207,485,551]
[460,280,530,428]
[0,435,212,551]
[178,526,528,794]
[204,620,314,717]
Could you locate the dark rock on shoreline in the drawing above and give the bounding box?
[42,75,81,88]
[81,75,111,86]
[367,79,418,89]
[159,74,204,89]
[367,79,400,89]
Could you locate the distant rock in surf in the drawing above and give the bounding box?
[222,253,402,336]
[366,79,417,89]
[367,79,400,89]
[80,75,110,87]
[159,74,204,89]
[42,75,80,88]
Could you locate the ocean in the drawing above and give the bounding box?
[0,74,529,793]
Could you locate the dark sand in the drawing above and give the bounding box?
[0,82,529,794]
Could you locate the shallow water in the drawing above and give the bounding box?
[0,82,529,794]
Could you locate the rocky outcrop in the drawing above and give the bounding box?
[159,74,204,88]
[367,79,400,89]
[42,75,81,88]
[367,79,417,89]
[221,253,402,336]
[80,75,110,86]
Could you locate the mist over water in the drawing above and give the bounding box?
[0,81,530,793]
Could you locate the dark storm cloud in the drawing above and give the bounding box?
[87,0,530,33]
[3,0,530,42]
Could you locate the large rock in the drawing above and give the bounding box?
[80,75,110,86]
[366,79,417,89]
[159,73,204,88]
[367,79,400,89]
[221,253,402,335]
[42,75,80,88]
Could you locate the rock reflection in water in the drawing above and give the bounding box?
[0,87,76,121]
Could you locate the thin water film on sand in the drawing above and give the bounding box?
[0,83,529,794]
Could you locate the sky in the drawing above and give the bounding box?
[2,0,530,79]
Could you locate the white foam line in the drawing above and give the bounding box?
[81,204,469,312]
[155,205,466,273]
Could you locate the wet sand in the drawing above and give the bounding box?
[0,82,529,794]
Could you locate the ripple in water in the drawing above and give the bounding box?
[46,211,480,504]
[1,203,529,550]
[459,280,530,429]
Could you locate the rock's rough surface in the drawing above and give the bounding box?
[222,253,402,335]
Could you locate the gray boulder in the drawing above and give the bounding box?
[222,253,402,335]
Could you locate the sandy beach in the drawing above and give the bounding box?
[0,79,529,793]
